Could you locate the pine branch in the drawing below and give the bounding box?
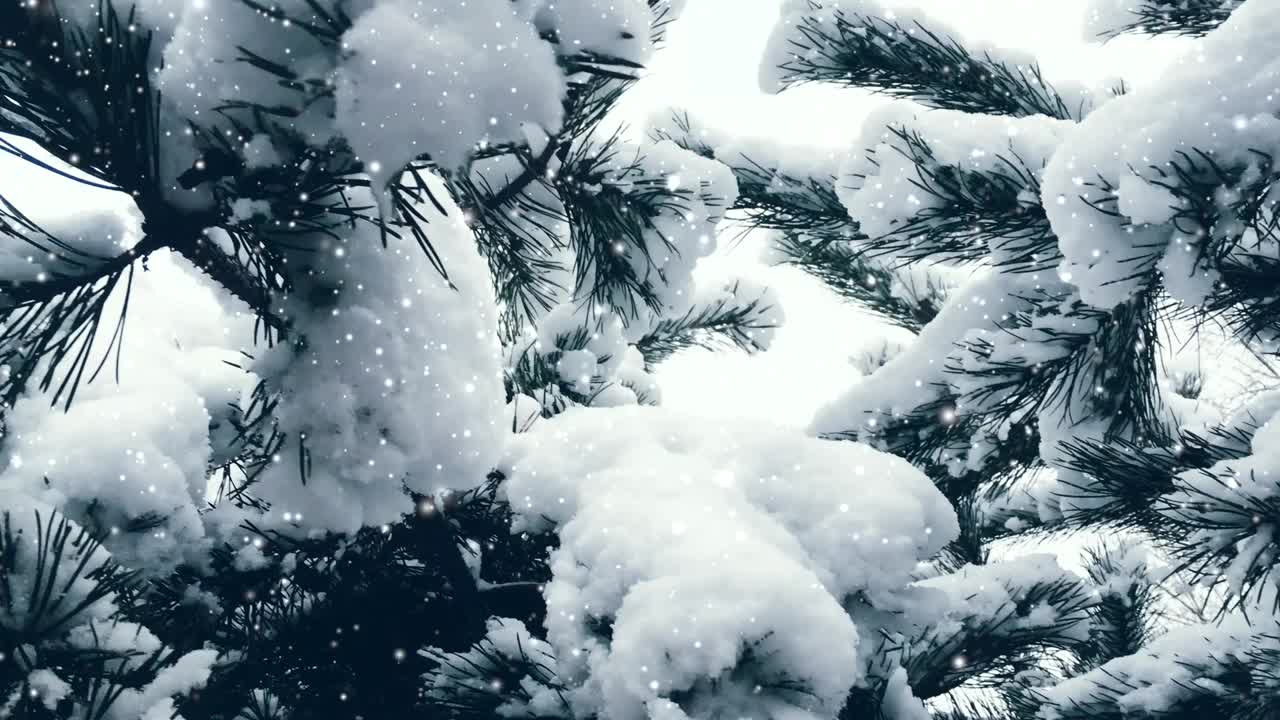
[504,325,613,412]
[558,128,718,321]
[1,508,139,649]
[635,281,778,369]
[934,493,990,571]
[775,231,945,332]
[854,125,1059,273]
[773,1,1076,119]
[1053,405,1260,532]
[1159,465,1280,612]
[948,288,1164,443]
[651,110,855,235]
[1076,541,1162,671]
[1206,253,1280,346]
[422,620,569,720]
[1020,619,1280,720]
[876,572,1095,701]
[0,1,162,196]
[1090,0,1244,38]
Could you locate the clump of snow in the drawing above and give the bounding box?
[1044,0,1280,309]
[1115,173,1179,226]
[910,555,1093,647]
[879,668,931,720]
[335,1,566,191]
[500,406,956,719]
[247,178,507,536]
[0,249,258,573]
[24,669,72,711]
[121,0,670,208]
[1,372,214,571]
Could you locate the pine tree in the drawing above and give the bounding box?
[653,0,1276,717]
[12,1,1278,719]
[0,1,781,718]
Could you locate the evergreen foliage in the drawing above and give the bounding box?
[650,0,1279,716]
[3,0,1278,719]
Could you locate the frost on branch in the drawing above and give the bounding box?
[499,406,957,719]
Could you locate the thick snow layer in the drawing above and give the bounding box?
[838,103,1071,261]
[1,373,214,570]
[500,406,956,720]
[0,250,258,573]
[335,0,566,190]
[1037,612,1273,718]
[86,0,670,207]
[249,181,507,535]
[1045,0,1280,308]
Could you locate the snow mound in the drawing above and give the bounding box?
[250,180,507,536]
[500,406,957,719]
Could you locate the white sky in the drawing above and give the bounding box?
[632,0,1186,427]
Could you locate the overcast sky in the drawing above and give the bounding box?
[635,0,1186,427]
